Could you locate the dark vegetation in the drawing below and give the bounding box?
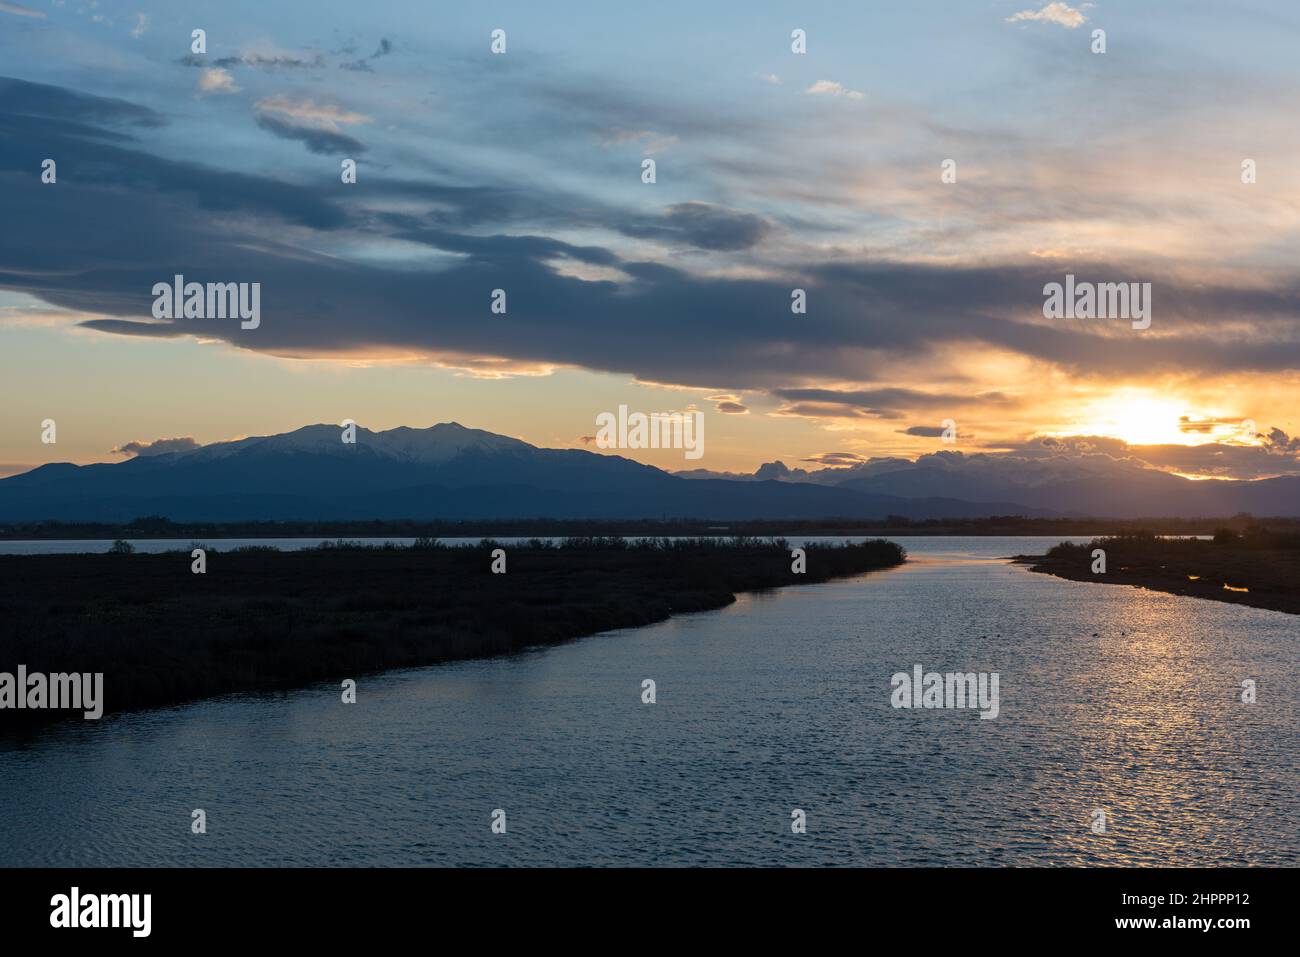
[4,513,1297,540]
[1023,525,1300,615]
[0,537,905,730]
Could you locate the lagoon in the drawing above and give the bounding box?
[0,537,1294,866]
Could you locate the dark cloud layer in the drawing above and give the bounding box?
[0,77,163,129]
[3,77,1300,410]
[254,114,366,155]
[620,202,770,251]
[179,52,325,70]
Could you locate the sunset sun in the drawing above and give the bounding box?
[1064,393,1207,447]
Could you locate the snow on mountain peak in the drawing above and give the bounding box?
[187,422,534,463]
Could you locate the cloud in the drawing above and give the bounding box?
[806,80,864,100]
[29,193,1300,391]
[620,202,770,251]
[599,128,679,155]
[772,387,996,421]
[252,95,370,155]
[207,52,326,71]
[1176,415,1259,437]
[1017,432,1300,480]
[1005,3,1087,28]
[0,2,43,19]
[801,452,868,467]
[898,425,948,437]
[0,81,348,233]
[254,114,365,155]
[197,68,239,95]
[774,402,888,421]
[0,77,163,128]
[56,230,1293,391]
[1264,428,1300,453]
[396,228,619,266]
[112,436,201,457]
[342,37,394,72]
[255,96,371,129]
[130,13,148,38]
[756,73,781,85]
[3,77,1300,466]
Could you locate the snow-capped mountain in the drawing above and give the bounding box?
[2,422,1295,522]
[188,422,532,464]
[0,422,1037,522]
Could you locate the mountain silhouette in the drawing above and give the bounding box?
[1,422,1294,521]
[829,457,1300,518]
[0,422,1046,522]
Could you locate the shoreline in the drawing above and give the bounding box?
[1016,536,1300,616]
[5,516,1294,541]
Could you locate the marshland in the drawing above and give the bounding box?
[0,536,905,729]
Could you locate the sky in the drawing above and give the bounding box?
[2,0,1299,482]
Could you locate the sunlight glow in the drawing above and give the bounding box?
[1056,391,1250,447]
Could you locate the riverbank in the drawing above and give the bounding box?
[6,515,1294,540]
[0,537,904,729]
[1019,530,1300,615]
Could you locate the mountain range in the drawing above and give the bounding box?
[0,422,1296,522]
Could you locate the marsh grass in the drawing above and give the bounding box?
[0,537,904,729]
[1033,528,1300,614]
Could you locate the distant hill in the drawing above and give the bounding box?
[827,457,1300,518]
[677,444,1300,518]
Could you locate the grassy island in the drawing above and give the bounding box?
[1022,528,1300,615]
[0,537,905,729]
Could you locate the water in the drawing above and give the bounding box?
[0,537,1294,866]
